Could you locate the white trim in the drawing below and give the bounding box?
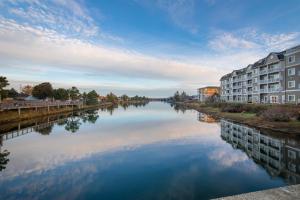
[285,63,300,68]
[288,95,296,102]
[288,80,295,88]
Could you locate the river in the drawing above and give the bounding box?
[0,102,299,200]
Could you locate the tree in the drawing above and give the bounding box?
[53,88,69,100]
[22,85,33,96]
[86,90,98,105]
[121,94,129,101]
[0,76,9,102]
[68,86,80,100]
[32,82,53,99]
[7,88,19,98]
[174,91,180,102]
[106,92,118,104]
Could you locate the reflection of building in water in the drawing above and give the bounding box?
[221,119,300,184]
[198,112,217,123]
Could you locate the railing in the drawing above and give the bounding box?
[259,69,268,75]
[268,88,281,92]
[268,67,282,73]
[260,88,268,93]
[268,77,281,83]
[0,100,83,111]
[259,79,269,84]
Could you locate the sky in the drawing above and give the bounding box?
[0,0,300,97]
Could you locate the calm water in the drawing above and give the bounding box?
[0,102,299,200]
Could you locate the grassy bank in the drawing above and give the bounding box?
[0,103,113,124]
[177,102,300,135]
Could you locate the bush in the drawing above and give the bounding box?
[260,107,298,122]
[221,103,245,113]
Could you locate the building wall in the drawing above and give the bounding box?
[220,45,300,104]
[198,87,220,102]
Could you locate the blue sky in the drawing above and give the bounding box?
[0,0,300,97]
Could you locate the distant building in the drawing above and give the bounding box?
[220,45,300,104]
[198,86,220,102]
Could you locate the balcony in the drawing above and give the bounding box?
[268,77,281,83]
[259,79,268,84]
[260,88,268,93]
[268,88,281,93]
[259,69,268,75]
[268,67,282,73]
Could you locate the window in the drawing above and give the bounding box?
[288,150,296,159]
[288,55,295,63]
[288,81,295,88]
[288,68,295,76]
[270,96,278,103]
[288,95,295,102]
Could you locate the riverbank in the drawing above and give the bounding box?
[176,102,300,135]
[0,102,113,124]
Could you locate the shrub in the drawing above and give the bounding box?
[221,103,245,113]
[260,107,298,122]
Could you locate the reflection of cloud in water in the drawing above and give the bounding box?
[1,111,220,180]
[209,147,259,173]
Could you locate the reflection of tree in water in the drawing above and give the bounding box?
[65,116,81,133]
[80,110,99,124]
[171,104,186,113]
[120,101,148,110]
[35,124,54,135]
[106,104,118,115]
[0,149,10,171]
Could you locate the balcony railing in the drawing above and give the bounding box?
[268,67,282,73]
[268,88,281,92]
[259,69,268,75]
[259,79,268,84]
[268,77,281,83]
[260,88,268,93]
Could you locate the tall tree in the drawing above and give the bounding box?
[53,88,69,100]
[0,76,9,102]
[106,92,118,104]
[32,82,53,99]
[22,85,33,96]
[68,86,80,100]
[86,90,98,105]
[7,88,19,98]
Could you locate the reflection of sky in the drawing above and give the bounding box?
[0,102,286,199]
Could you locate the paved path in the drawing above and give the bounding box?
[214,184,300,200]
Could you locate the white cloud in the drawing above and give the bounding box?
[209,29,300,53]
[0,18,222,91]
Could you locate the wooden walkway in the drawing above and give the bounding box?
[0,101,83,111]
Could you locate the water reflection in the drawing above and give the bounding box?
[220,119,300,184]
[0,102,299,200]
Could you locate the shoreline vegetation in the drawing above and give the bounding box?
[175,101,300,135]
[0,76,149,124]
[168,90,300,135]
[0,100,149,124]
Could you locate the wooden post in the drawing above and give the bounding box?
[48,106,50,112]
[18,108,21,116]
[35,107,37,112]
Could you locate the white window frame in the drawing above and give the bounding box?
[288,95,296,102]
[270,96,278,104]
[288,81,295,88]
[288,68,295,76]
[288,55,295,63]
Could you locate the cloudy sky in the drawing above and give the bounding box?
[0,0,300,97]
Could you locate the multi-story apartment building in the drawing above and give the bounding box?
[198,86,220,102]
[221,119,300,184]
[220,45,300,104]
